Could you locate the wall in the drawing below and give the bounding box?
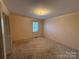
[44,12,79,50]
[1,1,9,15]
[9,13,44,42]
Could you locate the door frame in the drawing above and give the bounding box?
[0,2,7,59]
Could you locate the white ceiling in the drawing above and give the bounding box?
[3,0,79,19]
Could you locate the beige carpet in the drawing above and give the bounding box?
[8,37,79,59]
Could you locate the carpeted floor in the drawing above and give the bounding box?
[8,37,79,59]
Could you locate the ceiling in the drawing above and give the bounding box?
[3,0,79,19]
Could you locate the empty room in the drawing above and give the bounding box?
[0,0,79,59]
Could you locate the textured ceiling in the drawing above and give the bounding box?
[3,0,79,19]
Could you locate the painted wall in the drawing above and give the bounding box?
[9,13,44,42]
[44,12,79,50]
[1,1,9,15]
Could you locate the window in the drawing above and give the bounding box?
[32,22,39,32]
